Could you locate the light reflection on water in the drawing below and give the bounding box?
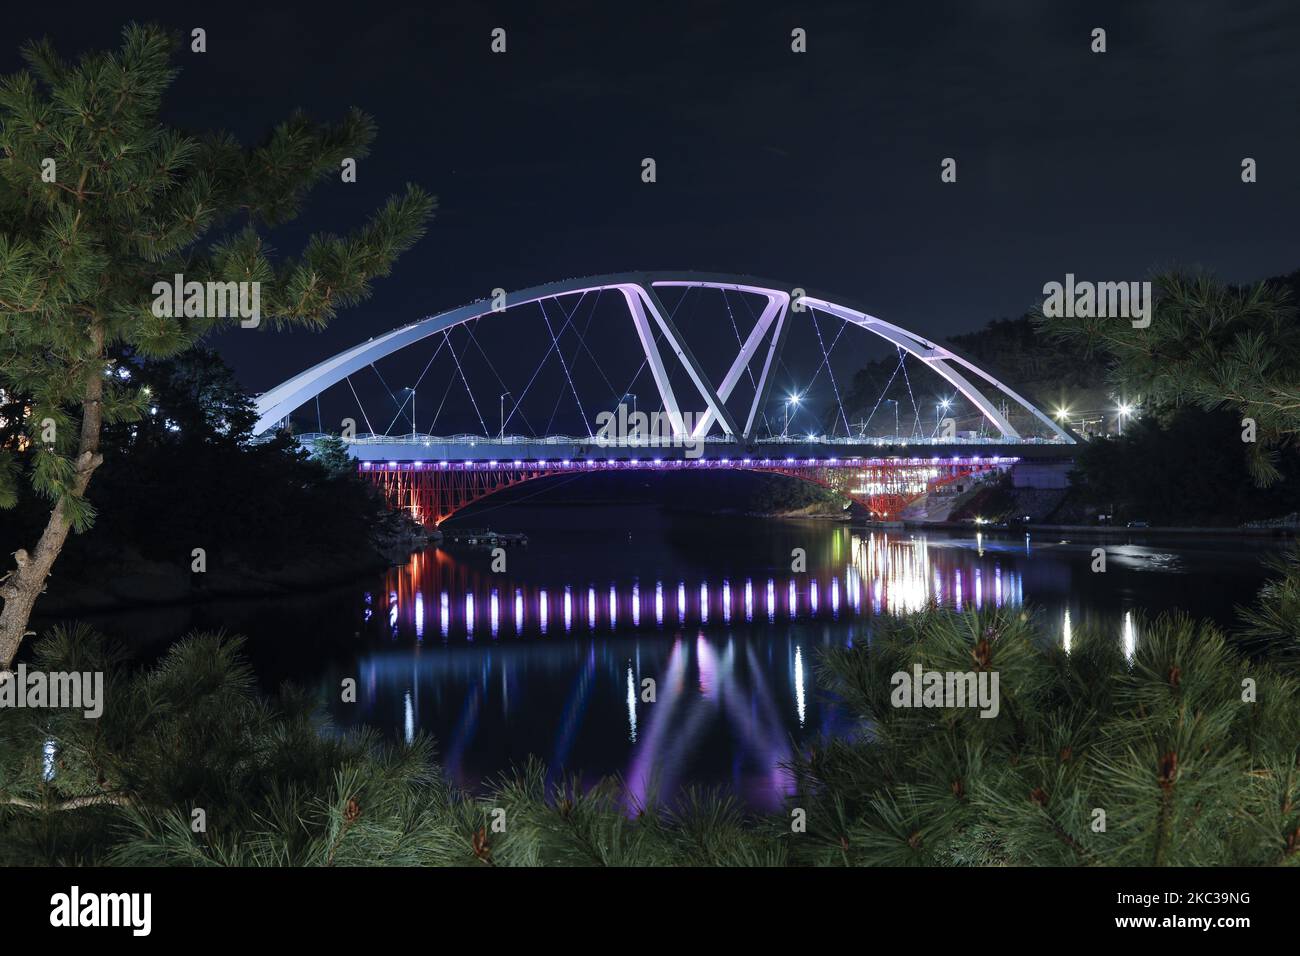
[328,527,1045,810]
[369,532,1025,642]
[66,506,1276,813]
[344,628,849,812]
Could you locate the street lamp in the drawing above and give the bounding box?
[499,391,512,441]
[404,387,416,439]
[885,399,899,439]
[936,396,952,433]
[1116,401,1134,435]
[784,391,802,439]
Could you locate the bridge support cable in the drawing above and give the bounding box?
[443,328,491,437]
[860,350,908,438]
[462,316,538,437]
[896,347,923,439]
[369,363,412,432]
[537,296,595,437]
[543,289,603,436]
[382,389,415,437]
[568,299,633,405]
[808,306,853,438]
[795,296,1025,439]
[720,289,760,394]
[427,330,470,433]
[779,304,850,437]
[379,330,452,435]
[545,289,651,428]
[498,291,588,438]
[344,376,379,437]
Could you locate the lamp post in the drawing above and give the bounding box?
[784,392,801,439]
[1116,401,1134,436]
[1054,405,1072,436]
[404,387,416,439]
[936,396,952,435]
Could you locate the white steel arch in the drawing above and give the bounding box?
[251,271,1073,443]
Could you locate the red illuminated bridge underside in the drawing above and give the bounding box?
[362,457,1013,527]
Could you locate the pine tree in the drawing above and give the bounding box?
[0,24,435,666]
[310,435,357,479]
[1037,272,1300,485]
[791,604,1300,866]
[1237,550,1300,673]
[4,590,1297,866]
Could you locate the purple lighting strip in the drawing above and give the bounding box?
[361,455,1020,471]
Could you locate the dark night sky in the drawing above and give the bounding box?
[6,0,1300,401]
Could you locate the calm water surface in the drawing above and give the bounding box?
[81,505,1286,811]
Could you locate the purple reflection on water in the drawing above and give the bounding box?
[330,528,1033,810]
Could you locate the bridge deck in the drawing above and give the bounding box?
[298,433,1076,464]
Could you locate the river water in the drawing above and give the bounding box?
[76,505,1287,811]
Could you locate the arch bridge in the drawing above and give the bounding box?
[252,272,1073,525]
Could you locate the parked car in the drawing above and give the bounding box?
[1126,520,1149,528]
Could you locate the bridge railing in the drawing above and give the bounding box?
[279,431,1068,447]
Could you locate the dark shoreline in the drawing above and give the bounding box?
[906,520,1298,539]
[31,516,438,618]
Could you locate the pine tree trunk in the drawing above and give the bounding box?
[0,324,104,669]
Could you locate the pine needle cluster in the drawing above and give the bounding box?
[1036,272,1300,485]
[792,604,1300,866]
[0,23,434,665]
[3,579,1298,866]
